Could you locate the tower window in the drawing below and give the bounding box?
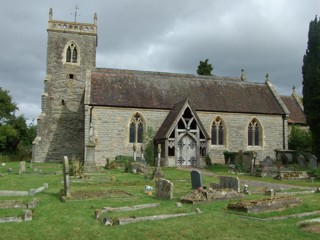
[64,42,79,64]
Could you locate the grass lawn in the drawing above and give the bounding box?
[0,162,319,240]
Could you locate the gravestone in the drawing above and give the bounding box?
[219,176,240,193]
[191,170,202,189]
[63,156,70,197]
[309,155,318,169]
[297,154,307,168]
[155,179,173,200]
[19,161,26,174]
[259,156,277,177]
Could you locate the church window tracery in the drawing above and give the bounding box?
[211,117,224,145]
[248,119,261,146]
[129,113,144,143]
[64,42,79,64]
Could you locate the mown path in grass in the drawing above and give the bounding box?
[177,166,316,192]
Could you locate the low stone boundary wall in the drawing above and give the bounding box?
[0,183,48,197]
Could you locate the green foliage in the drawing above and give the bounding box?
[205,154,212,166]
[197,59,213,76]
[0,87,36,158]
[288,125,312,151]
[307,168,320,179]
[115,155,134,172]
[223,151,236,164]
[0,87,18,123]
[302,16,320,159]
[144,126,155,165]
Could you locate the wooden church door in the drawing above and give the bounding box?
[177,134,197,166]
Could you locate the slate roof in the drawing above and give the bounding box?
[281,95,307,125]
[90,68,286,115]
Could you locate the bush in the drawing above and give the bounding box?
[70,158,83,176]
[144,127,155,165]
[205,155,212,166]
[308,168,320,179]
[288,125,312,151]
[115,155,134,172]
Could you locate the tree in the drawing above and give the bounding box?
[0,87,18,124]
[197,59,213,76]
[302,16,320,160]
[0,87,36,157]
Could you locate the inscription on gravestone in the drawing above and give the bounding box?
[191,170,202,189]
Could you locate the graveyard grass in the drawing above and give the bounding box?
[0,162,320,240]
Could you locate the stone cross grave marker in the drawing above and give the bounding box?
[191,170,202,189]
[63,156,70,197]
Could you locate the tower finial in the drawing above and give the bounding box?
[94,13,97,25]
[49,8,53,21]
[241,68,246,81]
[72,5,79,22]
[265,73,269,81]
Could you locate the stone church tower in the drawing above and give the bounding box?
[32,9,97,162]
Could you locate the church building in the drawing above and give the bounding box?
[32,9,293,168]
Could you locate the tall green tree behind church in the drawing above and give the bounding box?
[302,16,320,160]
[197,59,213,76]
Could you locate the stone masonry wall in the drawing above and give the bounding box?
[87,107,169,166]
[198,112,285,163]
[33,25,97,162]
[87,106,286,166]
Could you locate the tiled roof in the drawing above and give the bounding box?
[90,68,286,115]
[154,98,210,141]
[281,95,307,125]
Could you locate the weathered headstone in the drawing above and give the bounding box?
[309,155,318,169]
[191,170,202,189]
[155,178,173,200]
[297,154,307,168]
[19,161,26,174]
[219,176,240,193]
[63,156,70,197]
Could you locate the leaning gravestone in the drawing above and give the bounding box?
[219,176,240,193]
[309,155,318,169]
[191,170,202,189]
[297,154,307,168]
[155,179,173,200]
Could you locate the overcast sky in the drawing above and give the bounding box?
[0,0,319,122]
